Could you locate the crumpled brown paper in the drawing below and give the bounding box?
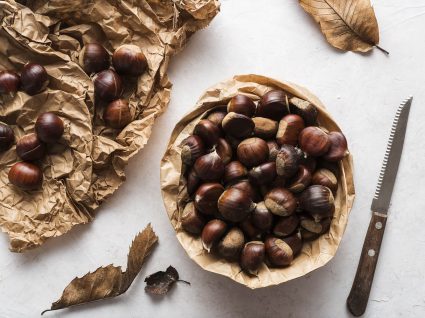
[0,0,220,252]
[160,74,355,289]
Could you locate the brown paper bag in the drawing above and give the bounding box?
[0,0,220,252]
[160,74,355,288]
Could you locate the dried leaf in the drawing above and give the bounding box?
[42,224,158,315]
[299,0,388,54]
[145,266,190,295]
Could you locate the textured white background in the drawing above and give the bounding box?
[1,0,425,317]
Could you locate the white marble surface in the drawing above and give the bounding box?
[1,0,425,317]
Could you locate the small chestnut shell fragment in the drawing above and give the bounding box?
[227,94,256,117]
[264,187,297,216]
[79,43,110,74]
[265,237,293,267]
[322,131,348,162]
[201,219,227,252]
[112,44,147,76]
[16,133,46,161]
[20,63,49,95]
[194,182,224,216]
[207,110,227,128]
[273,214,300,237]
[223,161,247,185]
[103,99,132,129]
[94,69,123,101]
[276,145,300,179]
[0,123,14,151]
[240,241,265,275]
[299,127,331,157]
[35,112,64,143]
[289,97,318,126]
[257,90,289,120]
[299,185,335,222]
[237,137,269,167]
[8,162,43,190]
[248,162,277,186]
[222,112,254,139]
[311,168,338,193]
[252,117,278,139]
[193,119,221,147]
[218,187,256,223]
[0,70,20,94]
[181,135,205,166]
[194,151,224,181]
[251,201,273,231]
[276,114,305,146]
[217,227,245,260]
[181,202,205,235]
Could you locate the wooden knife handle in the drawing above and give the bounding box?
[347,212,388,316]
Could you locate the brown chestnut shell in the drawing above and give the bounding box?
[248,162,277,186]
[16,133,46,161]
[181,202,206,235]
[218,187,256,223]
[112,44,147,76]
[193,151,225,181]
[227,94,256,117]
[251,201,274,231]
[201,219,227,252]
[322,131,349,162]
[0,123,15,151]
[257,90,289,120]
[289,96,318,126]
[299,185,335,222]
[20,63,49,95]
[0,70,20,94]
[275,145,300,179]
[35,112,64,143]
[222,112,254,139]
[79,43,110,74]
[237,137,269,168]
[252,117,278,139]
[94,69,123,101]
[103,99,132,129]
[217,227,245,260]
[264,187,297,216]
[223,161,247,185]
[181,135,205,166]
[273,214,300,237]
[193,119,221,147]
[194,182,224,216]
[8,162,43,190]
[265,237,293,267]
[311,168,338,194]
[299,127,330,157]
[240,241,265,275]
[276,114,305,146]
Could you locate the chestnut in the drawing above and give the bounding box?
[300,216,331,234]
[317,158,340,179]
[283,232,303,256]
[273,214,300,237]
[276,144,300,178]
[299,185,335,222]
[230,179,261,203]
[311,168,338,193]
[20,63,49,95]
[186,167,200,195]
[299,127,330,157]
[181,135,205,166]
[225,134,242,149]
[217,227,245,260]
[276,114,305,146]
[287,165,312,193]
[300,155,317,174]
[193,151,224,181]
[35,112,64,143]
[194,182,224,216]
[93,69,123,101]
[181,202,205,235]
[103,99,132,129]
[201,219,227,252]
[207,110,227,128]
[240,241,265,275]
[267,140,279,161]
[0,123,14,151]
[300,228,320,241]
[265,237,293,267]
[0,70,20,94]
[215,138,232,164]
[193,119,221,147]
[223,161,247,185]
[222,112,254,139]
[227,94,256,117]
[252,117,278,139]
[322,131,349,162]
[16,133,46,161]
[112,44,147,76]
[79,43,110,74]
[256,90,289,120]
[8,162,43,190]
[239,217,262,240]
[237,137,268,167]
[264,187,296,216]
[251,201,273,231]
[289,96,318,126]
[218,187,256,222]
[248,162,277,186]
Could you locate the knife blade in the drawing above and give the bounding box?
[347,96,413,317]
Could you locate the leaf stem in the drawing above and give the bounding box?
[177,279,191,285]
[375,45,389,55]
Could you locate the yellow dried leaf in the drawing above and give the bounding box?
[42,224,158,315]
[299,0,387,53]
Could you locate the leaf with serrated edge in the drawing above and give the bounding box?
[42,224,158,315]
[299,0,386,53]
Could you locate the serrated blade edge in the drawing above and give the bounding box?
[371,96,413,213]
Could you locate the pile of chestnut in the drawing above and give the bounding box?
[79,43,148,129]
[179,91,348,275]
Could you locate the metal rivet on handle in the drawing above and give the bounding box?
[375,222,383,230]
[368,249,376,257]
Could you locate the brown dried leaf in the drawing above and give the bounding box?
[299,0,387,54]
[145,266,190,295]
[42,224,158,315]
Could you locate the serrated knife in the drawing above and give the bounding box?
[347,96,413,316]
